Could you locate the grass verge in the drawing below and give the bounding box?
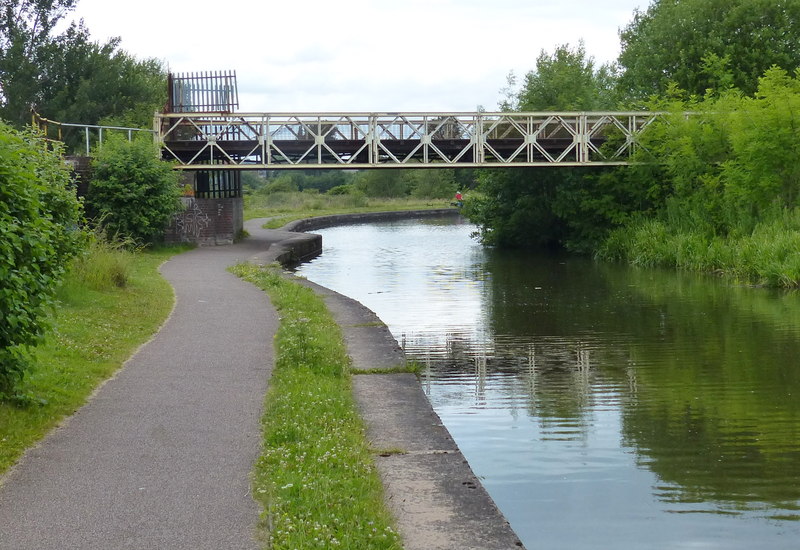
[231,263,401,549]
[598,210,800,288]
[352,364,422,376]
[245,192,451,228]
[0,246,184,475]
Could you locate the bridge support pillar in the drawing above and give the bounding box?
[164,171,244,246]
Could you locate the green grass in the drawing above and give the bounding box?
[231,263,401,550]
[352,364,422,376]
[245,191,451,228]
[598,209,800,288]
[0,245,185,475]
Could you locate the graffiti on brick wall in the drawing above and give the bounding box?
[174,197,210,240]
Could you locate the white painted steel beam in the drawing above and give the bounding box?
[154,111,662,170]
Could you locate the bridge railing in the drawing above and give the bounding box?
[33,113,155,155]
[154,111,663,170]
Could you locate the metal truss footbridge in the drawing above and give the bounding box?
[155,111,660,171]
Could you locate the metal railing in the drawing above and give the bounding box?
[168,71,239,113]
[155,111,662,170]
[32,113,156,155]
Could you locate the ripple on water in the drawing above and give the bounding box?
[296,218,800,550]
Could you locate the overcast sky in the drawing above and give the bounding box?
[69,0,647,113]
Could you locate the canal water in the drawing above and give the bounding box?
[294,216,800,550]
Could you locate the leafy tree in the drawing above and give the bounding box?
[0,122,84,398]
[250,170,357,195]
[47,34,166,129]
[0,0,78,125]
[86,136,181,244]
[721,68,800,213]
[468,44,634,252]
[241,170,268,193]
[515,42,619,111]
[294,170,354,193]
[326,183,356,196]
[618,0,800,101]
[468,164,654,252]
[353,169,411,198]
[409,169,457,199]
[453,168,479,191]
[600,66,800,273]
[262,173,300,194]
[0,0,166,131]
[468,168,569,249]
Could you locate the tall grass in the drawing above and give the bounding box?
[59,228,139,295]
[598,208,800,287]
[231,263,401,549]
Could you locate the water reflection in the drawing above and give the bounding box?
[296,217,800,549]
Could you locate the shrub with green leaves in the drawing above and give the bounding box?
[597,68,800,286]
[0,122,84,397]
[86,136,181,244]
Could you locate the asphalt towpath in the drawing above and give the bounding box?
[0,219,285,549]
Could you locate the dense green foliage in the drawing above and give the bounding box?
[468,166,651,252]
[469,2,800,287]
[469,43,632,252]
[232,264,401,549]
[0,0,166,132]
[511,42,619,111]
[408,169,459,199]
[599,68,800,286]
[618,0,800,100]
[86,136,181,244]
[353,170,411,198]
[43,35,166,129]
[0,0,77,125]
[0,122,83,397]
[246,168,470,200]
[244,170,356,195]
[0,2,167,398]
[353,169,458,198]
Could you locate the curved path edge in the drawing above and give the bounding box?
[267,210,526,550]
[0,221,284,549]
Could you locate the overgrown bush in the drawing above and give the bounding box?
[596,68,800,286]
[409,169,457,199]
[260,174,299,194]
[248,171,356,195]
[467,165,645,252]
[353,170,411,197]
[0,122,84,398]
[86,136,181,244]
[327,183,355,195]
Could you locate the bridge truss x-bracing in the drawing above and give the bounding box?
[155,111,661,170]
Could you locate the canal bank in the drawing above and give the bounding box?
[292,216,800,550]
[250,211,524,550]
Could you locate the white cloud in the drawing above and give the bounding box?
[70,0,647,112]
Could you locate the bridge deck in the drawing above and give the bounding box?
[155,112,659,170]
